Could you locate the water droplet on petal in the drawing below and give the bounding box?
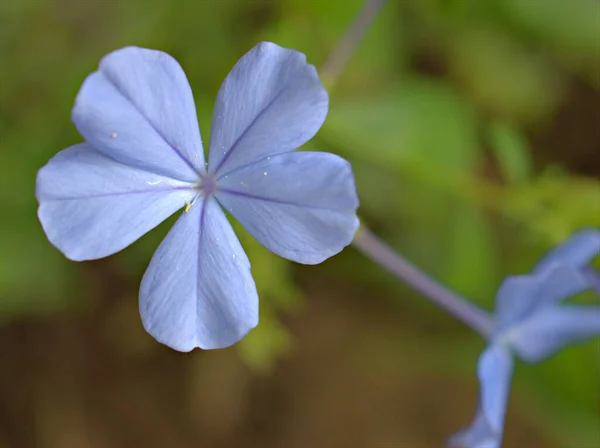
[110,132,117,138]
[263,172,267,176]
[232,254,236,259]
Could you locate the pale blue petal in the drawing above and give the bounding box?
[583,268,600,294]
[72,47,203,181]
[449,344,513,448]
[215,152,359,265]
[493,275,538,333]
[139,198,259,351]
[533,262,593,306]
[208,42,328,176]
[538,264,593,305]
[510,305,600,363]
[533,229,600,274]
[36,143,195,261]
[494,264,591,333]
[448,414,500,448]
[478,344,513,434]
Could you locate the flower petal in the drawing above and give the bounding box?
[493,275,538,333]
[208,42,328,176]
[477,344,513,434]
[72,46,204,181]
[583,268,600,295]
[449,344,513,448]
[215,151,359,265]
[448,414,499,448]
[139,198,259,351]
[533,262,593,304]
[510,305,600,363]
[533,229,600,274]
[493,264,591,333]
[36,143,195,261]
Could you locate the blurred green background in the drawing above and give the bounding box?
[1,0,599,447]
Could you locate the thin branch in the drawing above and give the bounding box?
[353,226,494,338]
[320,0,388,87]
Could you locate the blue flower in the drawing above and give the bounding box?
[449,229,600,448]
[36,43,359,351]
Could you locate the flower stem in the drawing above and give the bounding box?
[320,0,388,88]
[352,226,494,338]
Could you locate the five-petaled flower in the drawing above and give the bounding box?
[449,229,600,448]
[36,42,359,351]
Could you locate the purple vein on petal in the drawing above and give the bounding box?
[43,185,195,202]
[211,84,289,175]
[217,188,346,211]
[101,71,200,175]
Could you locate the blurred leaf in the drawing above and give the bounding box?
[237,310,293,374]
[523,171,600,240]
[0,116,77,316]
[521,342,600,447]
[0,223,77,317]
[231,219,304,312]
[323,78,480,176]
[488,121,532,185]
[447,26,564,124]
[442,205,498,307]
[228,217,302,373]
[501,0,600,62]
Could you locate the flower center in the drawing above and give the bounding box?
[199,174,217,197]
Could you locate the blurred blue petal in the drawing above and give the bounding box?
[208,42,328,177]
[493,275,538,333]
[139,198,259,351]
[533,263,594,305]
[216,152,359,264]
[448,414,500,448]
[36,143,195,261]
[533,229,600,274]
[72,47,203,181]
[453,230,600,447]
[583,268,600,294]
[477,344,513,435]
[448,344,512,448]
[510,305,600,363]
[494,264,592,333]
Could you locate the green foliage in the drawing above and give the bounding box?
[324,78,480,176]
[238,308,293,374]
[488,121,532,185]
